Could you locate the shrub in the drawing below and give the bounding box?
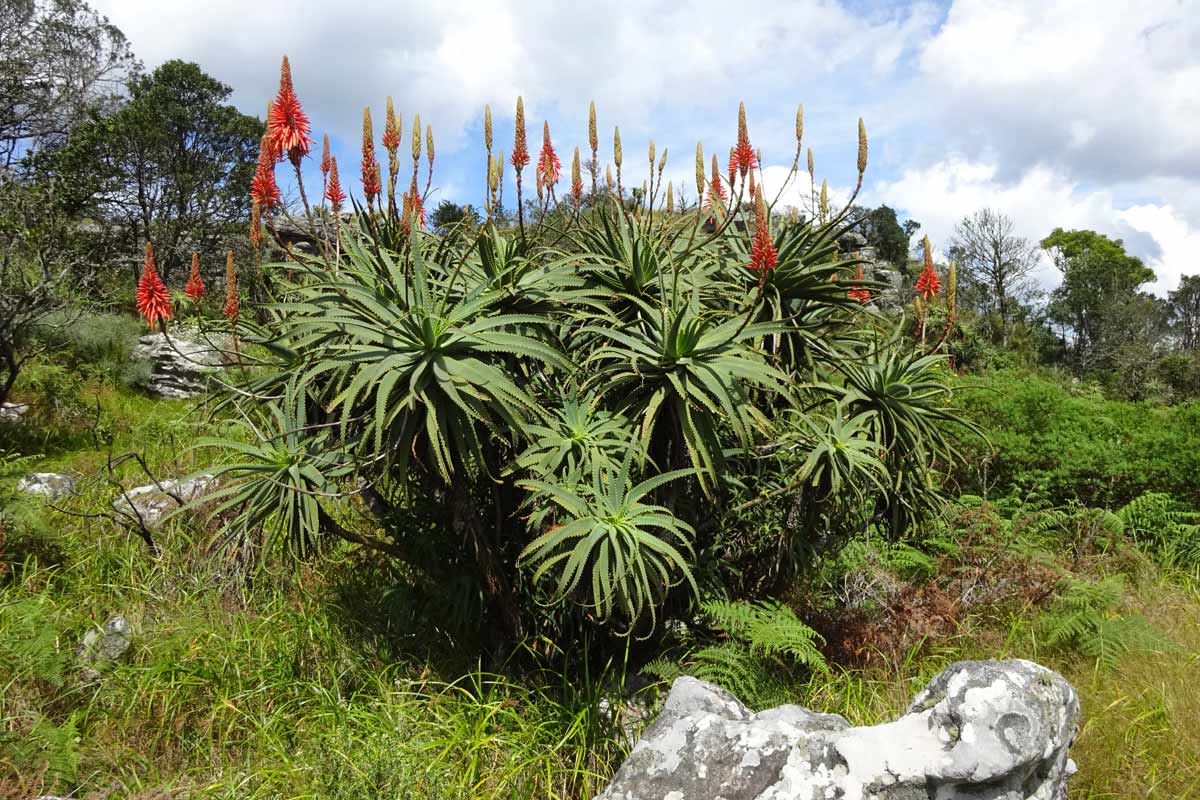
[32,310,144,386]
[196,61,976,652]
[953,370,1200,508]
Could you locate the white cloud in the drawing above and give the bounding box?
[89,0,933,197]
[869,156,1195,295]
[918,0,1200,183]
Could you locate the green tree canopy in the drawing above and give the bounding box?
[37,59,261,280]
[1042,228,1158,372]
[1169,274,1200,350]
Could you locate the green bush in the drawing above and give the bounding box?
[953,370,1200,508]
[32,310,144,386]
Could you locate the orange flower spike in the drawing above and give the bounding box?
[511,97,529,170]
[320,133,331,177]
[223,251,239,328]
[734,101,757,176]
[915,236,942,300]
[325,155,346,212]
[535,121,560,190]
[382,98,400,153]
[748,188,778,283]
[250,133,281,210]
[249,203,263,251]
[361,107,381,202]
[185,252,205,303]
[571,147,583,205]
[136,242,172,328]
[268,55,313,167]
[706,153,727,209]
[848,265,870,304]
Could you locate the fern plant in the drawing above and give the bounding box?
[1039,575,1166,671]
[642,599,826,708]
[1119,493,1200,570]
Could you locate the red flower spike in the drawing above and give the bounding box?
[915,240,942,300]
[361,108,381,202]
[325,155,346,212]
[734,101,758,176]
[382,111,400,154]
[408,173,425,228]
[535,121,560,190]
[267,55,313,167]
[705,155,728,210]
[510,97,529,170]
[748,189,777,279]
[136,242,172,328]
[848,265,870,304]
[250,133,281,210]
[320,133,331,177]
[185,252,205,303]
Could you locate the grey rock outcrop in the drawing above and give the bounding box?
[112,474,215,529]
[599,659,1080,800]
[0,401,29,422]
[77,614,132,667]
[133,330,228,398]
[17,472,76,501]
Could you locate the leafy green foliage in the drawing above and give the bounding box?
[1119,493,1200,571]
[520,447,697,629]
[643,599,826,708]
[199,394,351,558]
[1039,576,1166,671]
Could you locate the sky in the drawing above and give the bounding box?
[90,0,1200,296]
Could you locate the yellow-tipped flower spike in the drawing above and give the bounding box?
[857,118,868,175]
[807,147,814,180]
[820,179,829,221]
[657,147,667,175]
[589,101,597,153]
[914,294,924,319]
[606,164,614,189]
[923,235,932,265]
[796,103,804,149]
[648,138,655,168]
[613,126,622,168]
[946,259,958,320]
[571,147,581,197]
[666,182,674,213]
[484,104,493,152]
[384,97,397,148]
[411,114,421,163]
[695,142,705,198]
[426,124,434,168]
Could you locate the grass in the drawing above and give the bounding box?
[3,373,1200,798]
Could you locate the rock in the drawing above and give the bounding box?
[77,614,132,667]
[17,472,76,501]
[112,474,215,529]
[598,659,1080,800]
[133,330,228,398]
[0,401,29,422]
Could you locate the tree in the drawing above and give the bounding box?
[41,60,261,280]
[1169,274,1200,350]
[430,200,481,234]
[0,0,136,167]
[847,205,918,271]
[949,208,1038,340]
[1041,228,1158,372]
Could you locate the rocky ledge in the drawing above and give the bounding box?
[134,330,230,399]
[599,659,1080,800]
